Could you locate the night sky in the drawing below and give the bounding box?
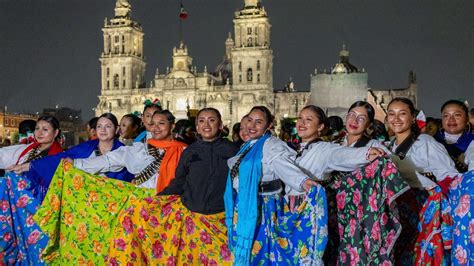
[0,0,472,119]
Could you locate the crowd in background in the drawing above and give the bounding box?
[0,97,473,265]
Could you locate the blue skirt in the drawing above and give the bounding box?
[449,170,474,266]
[230,185,328,265]
[0,172,48,265]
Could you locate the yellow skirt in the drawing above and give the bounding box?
[106,195,233,265]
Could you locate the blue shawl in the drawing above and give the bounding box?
[435,130,473,154]
[28,139,134,202]
[224,133,270,265]
[134,131,148,143]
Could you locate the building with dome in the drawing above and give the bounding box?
[310,45,417,120]
[96,0,417,125]
[95,0,308,126]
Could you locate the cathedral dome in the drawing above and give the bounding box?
[333,44,358,73]
[332,62,347,74]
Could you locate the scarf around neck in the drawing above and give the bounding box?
[224,133,270,265]
[147,139,187,193]
[16,141,63,165]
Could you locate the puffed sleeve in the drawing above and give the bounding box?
[262,137,308,192]
[465,141,474,171]
[74,142,154,174]
[297,142,370,180]
[421,135,459,180]
[322,142,371,172]
[0,144,27,169]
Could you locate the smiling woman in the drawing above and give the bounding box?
[29,110,187,264]
[119,114,142,145]
[73,110,186,191]
[11,113,135,199]
[105,108,238,265]
[291,104,403,265]
[384,97,463,264]
[224,106,329,265]
[0,115,63,264]
[434,100,473,172]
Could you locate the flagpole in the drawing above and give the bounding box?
[178,0,188,42]
[179,0,183,42]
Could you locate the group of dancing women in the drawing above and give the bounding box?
[0,97,472,265]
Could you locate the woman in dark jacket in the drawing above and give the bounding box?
[106,107,238,265]
[161,108,238,213]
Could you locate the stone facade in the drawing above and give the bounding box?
[96,0,417,126]
[310,46,417,120]
[95,0,305,127]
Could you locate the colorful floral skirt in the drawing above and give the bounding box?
[33,161,155,264]
[394,188,428,265]
[449,170,474,266]
[229,185,328,265]
[414,186,453,265]
[320,174,339,266]
[0,172,48,265]
[332,158,409,265]
[395,185,453,266]
[106,195,232,265]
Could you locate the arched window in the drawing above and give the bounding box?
[247,68,253,82]
[107,36,111,53]
[257,74,260,83]
[247,37,252,47]
[257,60,261,71]
[113,74,119,88]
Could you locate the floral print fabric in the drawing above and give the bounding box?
[0,172,48,265]
[229,185,328,265]
[106,195,232,265]
[413,186,453,265]
[33,161,154,264]
[449,170,474,266]
[394,188,428,265]
[334,158,409,265]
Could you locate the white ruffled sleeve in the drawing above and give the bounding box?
[262,137,308,192]
[74,142,154,174]
[0,144,28,169]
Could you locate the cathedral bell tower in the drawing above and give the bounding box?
[231,0,273,91]
[96,0,146,118]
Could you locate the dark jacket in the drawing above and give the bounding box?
[160,137,238,214]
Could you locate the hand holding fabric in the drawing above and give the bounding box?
[6,162,30,174]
